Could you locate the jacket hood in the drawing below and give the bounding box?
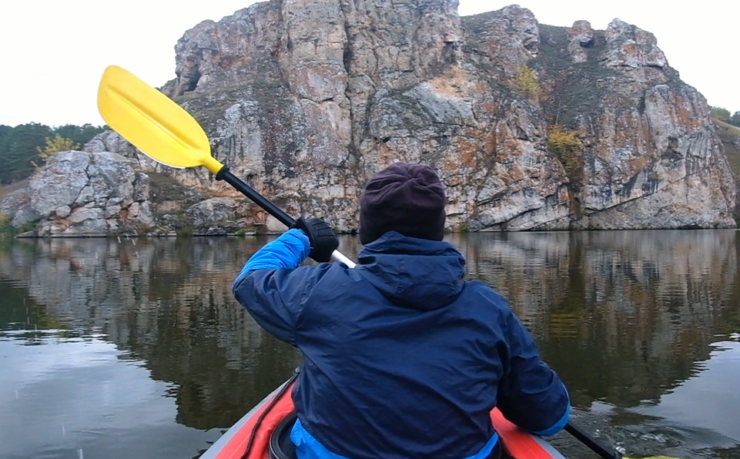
[356,231,466,311]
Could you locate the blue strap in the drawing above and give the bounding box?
[291,419,349,459]
[235,229,310,282]
[290,418,499,459]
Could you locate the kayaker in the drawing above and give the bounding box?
[232,162,571,459]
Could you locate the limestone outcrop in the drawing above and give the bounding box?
[156,1,734,231]
[0,150,153,236]
[2,1,735,236]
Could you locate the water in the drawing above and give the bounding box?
[0,231,738,459]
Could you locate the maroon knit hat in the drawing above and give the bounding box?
[359,162,446,245]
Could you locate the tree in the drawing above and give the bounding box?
[711,106,731,122]
[0,125,11,146]
[36,134,79,161]
[730,111,740,128]
[53,123,106,147]
[0,125,12,170]
[512,66,542,102]
[548,124,582,177]
[0,123,52,184]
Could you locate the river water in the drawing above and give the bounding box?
[0,231,738,459]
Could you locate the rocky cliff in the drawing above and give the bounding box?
[0,149,153,237]
[1,1,735,236]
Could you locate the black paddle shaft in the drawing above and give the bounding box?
[565,422,622,459]
[216,166,297,228]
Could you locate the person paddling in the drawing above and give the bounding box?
[232,162,570,459]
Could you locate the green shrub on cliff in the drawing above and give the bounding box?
[0,216,34,236]
[0,216,11,235]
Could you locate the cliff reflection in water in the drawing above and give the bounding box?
[0,236,304,431]
[455,230,740,408]
[1,231,739,433]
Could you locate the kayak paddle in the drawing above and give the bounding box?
[565,422,621,459]
[96,65,355,267]
[565,422,682,459]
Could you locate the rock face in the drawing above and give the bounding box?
[153,1,735,232]
[2,1,735,236]
[534,19,735,229]
[0,150,153,236]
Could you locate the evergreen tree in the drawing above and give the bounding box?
[54,123,105,147]
[0,123,106,184]
[711,106,731,122]
[730,111,740,128]
[0,123,52,184]
[0,125,12,146]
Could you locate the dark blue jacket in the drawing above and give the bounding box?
[233,230,569,459]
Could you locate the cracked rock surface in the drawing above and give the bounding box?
[0,150,153,236]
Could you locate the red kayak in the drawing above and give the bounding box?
[200,376,567,459]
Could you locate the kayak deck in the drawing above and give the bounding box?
[201,379,566,459]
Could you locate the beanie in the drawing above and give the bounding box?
[359,162,446,245]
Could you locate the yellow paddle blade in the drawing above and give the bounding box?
[96,65,223,174]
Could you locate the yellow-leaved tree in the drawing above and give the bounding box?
[547,125,582,176]
[36,134,79,161]
[512,66,542,103]
[32,134,80,169]
[31,134,80,169]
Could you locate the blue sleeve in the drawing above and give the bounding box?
[496,307,570,436]
[235,229,310,281]
[231,229,311,346]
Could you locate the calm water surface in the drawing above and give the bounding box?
[1,231,739,459]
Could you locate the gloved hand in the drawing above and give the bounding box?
[291,217,339,263]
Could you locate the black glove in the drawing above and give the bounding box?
[292,217,339,263]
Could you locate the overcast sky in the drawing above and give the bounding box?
[0,0,737,127]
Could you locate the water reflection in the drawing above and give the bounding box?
[0,231,739,459]
[457,231,739,407]
[633,341,740,446]
[0,237,303,459]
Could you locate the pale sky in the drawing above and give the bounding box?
[0,0,737,127]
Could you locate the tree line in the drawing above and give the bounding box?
[711,107,740,127]
[0,123,106,185]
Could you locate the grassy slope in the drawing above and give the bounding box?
[713,118,740,223]
[714,118,740,176]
